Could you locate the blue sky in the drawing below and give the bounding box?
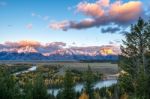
[0,0,149,46]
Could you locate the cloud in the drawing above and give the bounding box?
[109,1,142,23]
[3,41,66,49]
[4,40,41,48]
[97,0,109,7]
[101,27,121,33]
[77,1,105,17]
[43,16,49,21]
[49,20,70,31]
[49,0,143,32]
[26,23,33,29]
[49,18,95,30]
[45,42,66,47]
[67,6,73,11]
[31,13,36,17]
[31,13,49,21]
[0,41,66,53]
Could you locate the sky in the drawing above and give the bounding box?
[0,0,149,46]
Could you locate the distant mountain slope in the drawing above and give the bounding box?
[0,52,118,61]
[0,41,120,61]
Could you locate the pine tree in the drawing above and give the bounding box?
[62,70,75,99]
[32,73,48,99]
[84,66,94,99]
[23,80,33,99]
[0,67,21,99]
[119,17,150,98]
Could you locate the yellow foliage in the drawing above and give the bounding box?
[106,89,112,97]
[79,92,89,99]
[120,93,128,99]
[94,91,101,99]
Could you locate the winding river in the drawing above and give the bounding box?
[14,66,117,96]
[14,66,37,75]
[48,79,117,96]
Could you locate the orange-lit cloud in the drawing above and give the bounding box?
[49,0,143,32]
[18,40,40,47]
[109,1,142,23]
[97,0,109,7]
[49,20,70,31]
[5,40,41,48]
[0,41,67,53]
[77,2,104,17]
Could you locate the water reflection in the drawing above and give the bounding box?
[48,79,117,96]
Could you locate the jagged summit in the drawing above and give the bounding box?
[0,41,120,61]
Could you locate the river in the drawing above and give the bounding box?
[14,66,117,96]
[48,79,117,96]
[14,66,37,75]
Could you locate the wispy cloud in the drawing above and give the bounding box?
[31,13,49,21]
[43,16,49,21]
[49,0,143,33]
[26,23,33,29]
[31,13,36,17]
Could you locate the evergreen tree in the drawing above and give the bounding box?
[119,17,150,98]
[23,80,33,99]
[84,66,94,99]
[32,73,48,99]
[62,70,75,99]
[0,67,21,99]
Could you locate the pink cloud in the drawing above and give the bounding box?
[0,41,67,54]
[49,18,95,30]
[97,0,109,7]
[5,40,41,48]
[109,1,142,23]
[49,0,143,32]
[77,2,104,17]
[49,20,70,31]
[18,40,40,47]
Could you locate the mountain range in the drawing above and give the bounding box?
[0,41,120,61]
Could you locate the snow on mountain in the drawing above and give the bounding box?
[0,41,120,60]
[17,46,38,53]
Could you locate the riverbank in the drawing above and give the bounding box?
[48,79,117,96]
